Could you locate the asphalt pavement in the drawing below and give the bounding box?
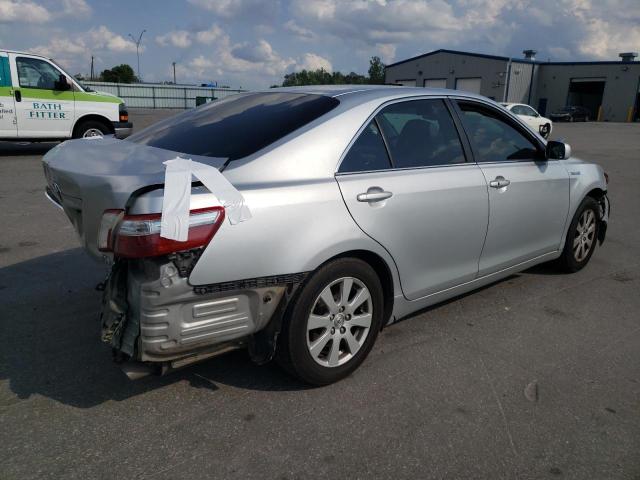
[1,111,639,479]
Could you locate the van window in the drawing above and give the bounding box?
[339,121,391,173]
[0,56,11,87]
[376,99,466,168]
[16,57,62,90]
[128,92,340,160]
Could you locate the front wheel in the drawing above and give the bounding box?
[277,258,384,385]
[73,120,110,139]
[556,197,599,272]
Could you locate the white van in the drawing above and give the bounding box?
[1,50,132,141]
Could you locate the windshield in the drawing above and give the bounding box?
[127,92,340,160]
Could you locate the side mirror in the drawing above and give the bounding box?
[546,140,571,160]
[54,74,71,91]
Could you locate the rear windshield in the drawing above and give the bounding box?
[127,92,339,160]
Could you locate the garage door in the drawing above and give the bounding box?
[568,78,605,120]
[395,79,416,86]
[455,77,481,94]
[423,78,447,88]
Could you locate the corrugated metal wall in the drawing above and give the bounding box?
[82,82,246,108]
[506,62,535,103]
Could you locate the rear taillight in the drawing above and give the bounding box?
[604,171,609,185]
[98,207,224,258]
[119,113,129,122]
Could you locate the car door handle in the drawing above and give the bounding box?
[357,189,393,202]
[489,176,510,188]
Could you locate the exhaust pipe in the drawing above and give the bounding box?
[119,344,242,380]
[120,361,157,380]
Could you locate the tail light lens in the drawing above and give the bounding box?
[604,171,609,185]
[98,207,225,258]
[119,103,129,122]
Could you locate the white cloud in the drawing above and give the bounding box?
[156,30,192,48]
[566,0,640,59]
[195,24,224,45]
[548,46,572,60]
[376,43,396,63]
[283,19,315,40]
[187,0,278,20]
[295,53,332,71]
[88,26,139,53]
[60,0,91,17]
[0,0,50,23]
[31,37,87,57]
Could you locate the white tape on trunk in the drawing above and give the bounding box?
[160,157,251,241]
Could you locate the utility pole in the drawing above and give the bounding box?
[90,56,94,80]
[172,62,176,84]
[128,29,146,81]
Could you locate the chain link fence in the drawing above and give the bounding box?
[82,81,246,109]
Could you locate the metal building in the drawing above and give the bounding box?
[385,49,640,122]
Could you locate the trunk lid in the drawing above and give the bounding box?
[42,137,226,260]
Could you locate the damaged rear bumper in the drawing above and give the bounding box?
[100,258,305,377]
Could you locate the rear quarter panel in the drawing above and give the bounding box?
[188,177,401,292]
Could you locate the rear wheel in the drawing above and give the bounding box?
[557,197,599,272]
[277,258,384,385]
[73,120,110,139]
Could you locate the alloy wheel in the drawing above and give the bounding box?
[83,128,104,138]
[573,209,596,262]
[306,277,373,367]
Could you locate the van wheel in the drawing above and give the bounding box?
[73,120,110,139]
[277,258,384,385]
[556,197,599,272]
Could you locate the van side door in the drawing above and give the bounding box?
[9,54,74,138]
[0,53,17,138]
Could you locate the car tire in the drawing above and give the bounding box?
[276,258,384,385]
[73,120,110,139]
[556,197,599,273]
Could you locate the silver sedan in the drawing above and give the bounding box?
[43,86,610,385]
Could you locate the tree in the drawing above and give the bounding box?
[368,56,385,84]
[99,64,138,83]
[280,56,385,87]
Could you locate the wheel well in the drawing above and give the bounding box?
[586,188,605,201]
[73,115,114,136]
[327,250,395,328]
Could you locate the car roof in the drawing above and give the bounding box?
[257,85,491,108]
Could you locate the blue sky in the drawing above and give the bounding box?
[1,0,639,89]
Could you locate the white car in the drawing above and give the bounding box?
[501,103,552,139]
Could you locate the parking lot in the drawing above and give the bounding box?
[1,111,639,479]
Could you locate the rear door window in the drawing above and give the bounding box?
[127,92,340,160]
[376,99,465,168]
[339,120,391,173]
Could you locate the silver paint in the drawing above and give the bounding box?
[43,86,609,366]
